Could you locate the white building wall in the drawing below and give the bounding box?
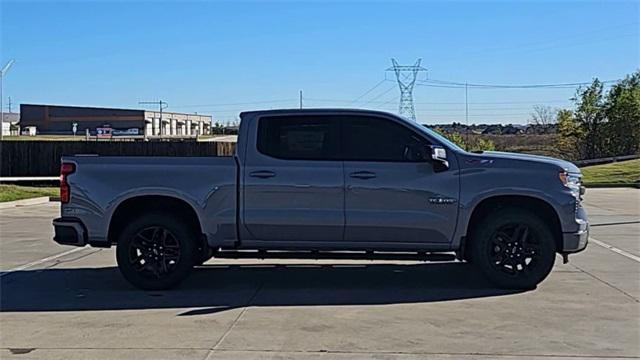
[170,119,177,135]
[153,118,160,135]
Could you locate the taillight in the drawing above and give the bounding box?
[60,163,76,204]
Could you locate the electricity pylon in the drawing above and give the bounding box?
[387,59,427,121]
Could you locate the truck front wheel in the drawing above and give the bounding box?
[116,213,197,290]
[468,208,556,289]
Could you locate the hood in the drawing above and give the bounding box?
[479,151,581,173]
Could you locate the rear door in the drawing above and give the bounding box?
[342,115,459,245]
[242,115,344,243]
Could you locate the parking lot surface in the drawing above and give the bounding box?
[1,188,638,359]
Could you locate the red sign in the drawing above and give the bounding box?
[96,127,113,138]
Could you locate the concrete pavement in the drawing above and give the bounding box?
[0,189,638,359]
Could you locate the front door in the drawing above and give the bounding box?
[242,115,344,242]
[342,115,459,245]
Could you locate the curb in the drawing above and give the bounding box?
[584,183,640,189]
[0,197,53,209]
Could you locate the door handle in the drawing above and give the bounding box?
[249,170,276,179]
[349,171,376,179]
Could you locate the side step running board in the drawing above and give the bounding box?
[214,250,456,262]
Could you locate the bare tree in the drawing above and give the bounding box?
[530,105,557,133]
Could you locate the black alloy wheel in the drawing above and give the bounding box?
[116,213,197,290]
[128,226,182,280]
[488,223,540,276]
[469,208,556,289]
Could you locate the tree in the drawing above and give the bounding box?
[435,128,496,152]
[556,109,583,160]
[530,105,556,133]
[604,71,640,156]
[572,79,607,159]
[555,70,640,160]
[472,138,496,152]
[446,132,467,148]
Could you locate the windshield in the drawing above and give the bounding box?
[422,126,466,152]
[398,116,466,152]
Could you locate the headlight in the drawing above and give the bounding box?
[559,171,583,199]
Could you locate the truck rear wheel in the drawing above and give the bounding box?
[469,208,556,289]
[116,213,197,290]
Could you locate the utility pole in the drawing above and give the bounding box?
[7,97,12,113]
[299,90,303,109]
[387,58,427,121]
[139,100,168,137]
[1,59,16,140]
[465,82,469,151]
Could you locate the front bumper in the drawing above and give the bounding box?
[53,218,87,247]
[562,218,589,253]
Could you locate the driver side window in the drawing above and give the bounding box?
[341,116,429,162]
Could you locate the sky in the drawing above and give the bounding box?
[1,0,638,124]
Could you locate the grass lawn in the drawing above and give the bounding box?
[581,159,640,185]
[0,184,59,202]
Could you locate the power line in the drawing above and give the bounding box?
[303,97,570,105]
[350,78,389,104]
[379,96,399,107]
[360,84,397,105]
[419,113,531,117]
[415,83,469,89]
[417,78,619,89]
[171,99,297,109]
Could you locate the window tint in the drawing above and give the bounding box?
[342,116,428,162]
[257,116,339,160]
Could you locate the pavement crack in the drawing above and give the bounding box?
[203,281,265,359]
[570,263,639,303]
[207,348,640,358]
[45,249,103,269]
[8,348,36,355]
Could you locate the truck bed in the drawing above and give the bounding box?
[62,155,238,246]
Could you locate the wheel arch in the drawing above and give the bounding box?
[464,195,563,255]
[108,195,203,244]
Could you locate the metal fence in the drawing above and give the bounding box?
[0,141,237,177]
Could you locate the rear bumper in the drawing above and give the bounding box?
[53,218,87,247]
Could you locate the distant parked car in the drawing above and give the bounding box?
[21,126,36,136]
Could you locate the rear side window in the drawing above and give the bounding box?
[342,116,429,162]
[257,116,339,160]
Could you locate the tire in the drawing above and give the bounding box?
[195,245,214,266]
[468,207,556,289]
[116,213,197,290]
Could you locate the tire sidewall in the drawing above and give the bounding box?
[470,208,556,289]
[116,213,197,290]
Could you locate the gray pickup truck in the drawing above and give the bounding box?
[53,109,588,290]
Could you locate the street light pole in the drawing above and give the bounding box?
[139,100,168,137]
[0,59,15,140]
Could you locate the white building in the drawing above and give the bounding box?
[143,111,211,137]
[1,112,20,136]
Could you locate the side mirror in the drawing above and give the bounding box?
[429,145,449,169]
